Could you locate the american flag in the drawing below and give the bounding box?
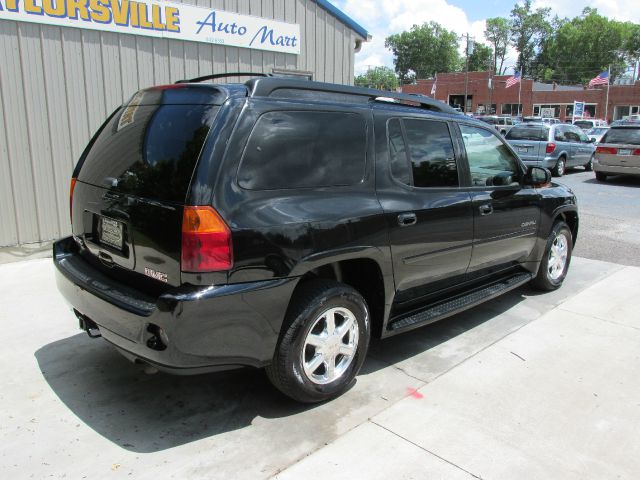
[588,71,609,88]
[505,72,521,88]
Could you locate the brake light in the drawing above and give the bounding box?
[633,149,640,156]
[545,143,556,154]
[596,146,618,154]
[181,206,233,272]
[69,177,77,223]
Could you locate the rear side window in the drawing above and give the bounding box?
[78,104,218,202]
[601,128,640,145]
[387,118,458,188]
[238,111,366,190]
[506,126,549,141]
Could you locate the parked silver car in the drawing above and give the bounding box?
[505,123,596,176]
[594,126,640,181]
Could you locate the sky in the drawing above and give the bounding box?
[331,0,640,76]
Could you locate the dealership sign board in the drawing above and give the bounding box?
[0,0,300,54]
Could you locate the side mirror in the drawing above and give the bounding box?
[524,166,551,186]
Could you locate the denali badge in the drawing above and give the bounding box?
[521,220,537,228]
[144,267,168,283]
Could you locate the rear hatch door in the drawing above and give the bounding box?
[505,125,548,162]
[597,127,640,167]
[72,86,226,287]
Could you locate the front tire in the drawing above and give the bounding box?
[266,279,371,403]
[531,221,572,291]
[585,155,594,171]
[552,156,566,177]
[595,171,607,181]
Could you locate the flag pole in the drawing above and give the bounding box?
[518,71,522,117]
[604,65,610,122]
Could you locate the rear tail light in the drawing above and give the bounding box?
[633,149,640,156]
[181,206,233,272]
[596,146,618,154]
[69,177,77,223]
[545,143,556,154]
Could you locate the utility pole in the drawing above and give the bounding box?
[462,34,474,114]
[605,64,611,121]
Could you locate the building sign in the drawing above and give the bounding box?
[573,101,585,120]
[541,107,554,118]
[0,0,300,54]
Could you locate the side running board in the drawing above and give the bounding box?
[388,272,533,332]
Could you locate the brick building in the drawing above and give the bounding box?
[402,71,640,122]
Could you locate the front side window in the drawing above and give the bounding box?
[460,125,521,187]
[387,118,458,188]
[238,111,366,190]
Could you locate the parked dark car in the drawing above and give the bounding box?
[505,122,596,176]
[54,76,578,403]
[594,125,640,181]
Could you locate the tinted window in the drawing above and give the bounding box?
[79,104,218,202]
[403,119,458,188]
[554,126,566,142]
[601,128,640,145]
[238,111,366,190]
[574,121,593,129]
[460,125,520,187]
[506,125,549,141]
[388,119,411,185]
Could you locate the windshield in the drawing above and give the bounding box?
[601,128,640,145]
[574,121,593,129]
[78,104,219,203]
[505,126,549,141]
[587,128,608,135]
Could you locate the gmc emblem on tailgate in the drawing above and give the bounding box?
[144,267,168,283]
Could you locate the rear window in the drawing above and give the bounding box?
[574,121,593,129]
[505,126,549,141]
[601,128,640,145]
[237,111,366,190]
[479,117,499,125]
[78,103,219,202]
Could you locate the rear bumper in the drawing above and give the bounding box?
[54,236,297,374]
[593,160,640,177]
[521,156,558,169]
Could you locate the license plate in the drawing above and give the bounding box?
[518,147,529,153]
[618,149,632,156]
[100,217,123,250]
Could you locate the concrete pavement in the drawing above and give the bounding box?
[1,256,638,479]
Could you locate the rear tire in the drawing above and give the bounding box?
[531,221,572,291]
[595,172,607,181]
[585,155,594,171]
[266,279,371,403]
[552,156,566,177]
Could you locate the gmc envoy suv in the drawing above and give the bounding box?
[54,75,578,403]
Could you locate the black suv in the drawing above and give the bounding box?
[54,76,578,403]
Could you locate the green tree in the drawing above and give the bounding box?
[354,66,399,91]
[510,0,551,76]
[467,42,493,72]
[385,22,462,82]
[623,23,640,82]
[485,17,511,75]
[535,8,628,84]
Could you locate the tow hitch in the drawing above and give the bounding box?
[74,309,101,338]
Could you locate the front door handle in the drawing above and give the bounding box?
[479,203,493,216]
[397,212,417,227]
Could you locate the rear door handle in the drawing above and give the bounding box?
[397,212,417,227]
[479,203,493,216]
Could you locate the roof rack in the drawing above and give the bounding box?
[175,69,313,84]
[175,72,268,84]
[245,77,458,114]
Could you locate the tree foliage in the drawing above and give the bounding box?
[354,66,399,91]
[485,17,511,75]
[510,0,551,76]
[534,8,630,83]
[385,22,461,82]
[467,42,493,72]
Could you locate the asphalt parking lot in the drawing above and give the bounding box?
[558,169,640,267]
[2,254,640,479]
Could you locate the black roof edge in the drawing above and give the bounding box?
[245,77,458,114]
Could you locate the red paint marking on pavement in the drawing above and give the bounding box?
[406,387,424,399]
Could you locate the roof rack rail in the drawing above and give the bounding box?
[245,77,458,114]
[175,72,268,84]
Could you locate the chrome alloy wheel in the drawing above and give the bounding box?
[302,307,359,385]
[547,232,569,280]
